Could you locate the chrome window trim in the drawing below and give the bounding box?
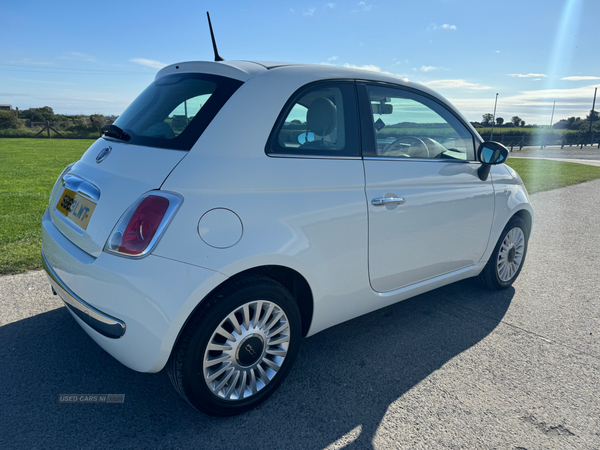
[42,250,126,339]
[266,153,362,160]
[363,156,480,164]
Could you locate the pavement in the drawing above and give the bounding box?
[1,179,600,449]
[509,145,600,162]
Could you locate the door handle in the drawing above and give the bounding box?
[371,197,406,206]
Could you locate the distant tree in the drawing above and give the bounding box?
[470,121,482,128]
[89,114,106,135]
[0,110,21,129]
[553,119,568,129]
[585,110,600,129]
[511,116,522,127]
[520,120,525,127]
[20,106,55,122]
[105,115,119,125]
[481,113,494,126]
[566,117,577,129]
[290,119,302,125]
[496,117,504,126]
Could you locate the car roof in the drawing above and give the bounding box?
[156,60,437,96]
[155,60,469,130]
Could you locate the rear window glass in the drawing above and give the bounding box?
[111,73,243,151]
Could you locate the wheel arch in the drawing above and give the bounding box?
[512,208,533,236]
[224,265,314,338]
[172,264,314,361]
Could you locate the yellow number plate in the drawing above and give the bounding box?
[55,188,97,230]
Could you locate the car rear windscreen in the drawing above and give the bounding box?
[111,73,243,151]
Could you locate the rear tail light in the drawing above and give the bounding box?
[105,191,182,257]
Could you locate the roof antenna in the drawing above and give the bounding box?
[206,12,225,61]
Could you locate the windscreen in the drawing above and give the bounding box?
[111,73,243,151]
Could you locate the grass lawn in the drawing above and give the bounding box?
[505,157,600,194]
[0,139,94,275]
[1,138,600,275]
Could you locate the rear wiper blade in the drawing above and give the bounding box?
[101,124,130,141]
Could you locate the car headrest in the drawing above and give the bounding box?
[306,98,337,137]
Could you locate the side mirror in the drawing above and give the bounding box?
[476,141,509,181]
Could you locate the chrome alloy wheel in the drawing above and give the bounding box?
[497,227,525,282]
[202,300,290,401]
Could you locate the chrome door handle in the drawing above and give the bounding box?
[371,197,406,206]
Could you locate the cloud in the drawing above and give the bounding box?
[419,65,439,72]
[424,79,491,90]
[130,58,168,69]
[446,84,599,123]
[562,76,600,81]
[303,7,316,16]
[427,23,457,31]
[508,73,547,78]
[343,63,382,72]
[324,3,335,9]
[495,50,500,53]
[61,52,97,62]
[7,58,55,67]
[352,1,372,12]
[327,56,339,62]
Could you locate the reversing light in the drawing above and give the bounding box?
[105,191,182,257]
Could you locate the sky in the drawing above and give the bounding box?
[1,0,598,125]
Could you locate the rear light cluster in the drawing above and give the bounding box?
[105,191,182,257]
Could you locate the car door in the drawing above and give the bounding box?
[358,83,495,293]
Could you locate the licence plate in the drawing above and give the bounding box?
[55,188,97,230]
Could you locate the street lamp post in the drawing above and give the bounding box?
[490,93,499,141]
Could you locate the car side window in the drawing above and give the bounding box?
[364,85,475,161]
[268,82,360,157]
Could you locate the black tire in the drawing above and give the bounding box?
[478,216,529,290]
[168,276,301,416]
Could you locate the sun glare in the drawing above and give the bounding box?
[543,0,585,116]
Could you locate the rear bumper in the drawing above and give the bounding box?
[41,207,228,373]
[42,250,126,339]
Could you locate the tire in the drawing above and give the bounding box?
[478,216,529,290]
[168,276,301,416]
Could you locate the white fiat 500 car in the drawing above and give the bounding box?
[42,60,532,416]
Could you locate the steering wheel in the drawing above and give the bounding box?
[384,136,430,158]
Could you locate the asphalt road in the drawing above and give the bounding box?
[510,145,600,161]
[1,179,600,449]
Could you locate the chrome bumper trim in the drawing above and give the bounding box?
[41,249,126,339]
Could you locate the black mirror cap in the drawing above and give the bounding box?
[477,141,509,165]
[476,141,509,181]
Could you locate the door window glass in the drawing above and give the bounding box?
[365,86,475,160]
[268,83,359,157]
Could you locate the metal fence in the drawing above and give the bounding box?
[480,132,600,151]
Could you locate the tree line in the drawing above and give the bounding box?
[0,106,117,136]
[472,110,599,132]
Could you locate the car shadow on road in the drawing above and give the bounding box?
[0,278,513,449]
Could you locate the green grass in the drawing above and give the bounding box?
[505,158,600,194]
[0,139,93,274]
[1,139,600,275]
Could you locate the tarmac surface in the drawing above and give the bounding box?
[510,145,600,161]
[1,178,600,449]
